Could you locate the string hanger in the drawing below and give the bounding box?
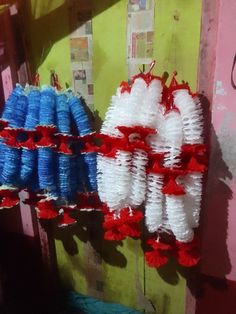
[50,70,62,90]
[33,73,40,87]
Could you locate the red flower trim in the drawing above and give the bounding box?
[181,144,207,172]
[36,199,59,219]
[145,250,169,268]
[162,175,185,195]
[35,125,57,148]
[103,208,143,240]
[175,237,201,267]
[54,134,73,154]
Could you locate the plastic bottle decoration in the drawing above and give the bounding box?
[97,65,207,268]
[0,74,98,226]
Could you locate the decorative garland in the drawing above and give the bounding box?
[97,65,207,267]
[0,83,98,225]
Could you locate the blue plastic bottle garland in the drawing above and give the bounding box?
[56,93,71,134]
[83,152,97,191]
[56,92,73,199]
[69,95,97,192]
[0,84,97,203]
[38,147,57,194]
[57,154,72,199]
[0,86,21,183]
[69,96,91,135]
[1,87,27,185]
[1,85,23,123]
[39,86,56,125]
[0,142,6,184]
[20,88,40,186]
[24,88,40,129]
[38,87,57,194]
[1,146,21,185]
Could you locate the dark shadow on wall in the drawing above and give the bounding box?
[53,211,127,269]
[17,0,121,80]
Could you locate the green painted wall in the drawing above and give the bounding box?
[26,1,202,313]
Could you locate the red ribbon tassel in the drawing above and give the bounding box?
[162,175,185,195]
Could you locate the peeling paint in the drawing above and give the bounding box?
[215,80,227,95]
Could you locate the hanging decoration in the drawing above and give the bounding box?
[97,63,207,268]
[0,74,99,226]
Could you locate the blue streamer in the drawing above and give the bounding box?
[83,152,97,191]
[20,88,40,186]
[38,148,57,194]
[56,93,70,133]
[10,91,28,128]
[57,154,72,199]
[1,146,21,185]
[69,96,91,135]
[1,86,27,185]
[1,85,23,123]
[0,141,6,183]
[39,86,56,125]
[20,149,38,186]
[24,88,40,129]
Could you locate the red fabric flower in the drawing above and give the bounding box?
[35,125,57,147]
[20,130,37,150]
[103,208,143,241]
[0,188,19,209]
[175,237,200,267]
[182,144,207,172]
[55,134,73,154]
[36,199,58,219]
[162,175,185,195]
[3,128,21,148]
[145,238,173,268]
[145,250,169,268]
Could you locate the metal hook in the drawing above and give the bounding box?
[149,60,156,73]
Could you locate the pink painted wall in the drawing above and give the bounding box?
[200,0,236,280]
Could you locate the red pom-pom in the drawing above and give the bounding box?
[145,250,169,268]
[162,176,185,195]
[36,199,58,219]
[175,237,201,267]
